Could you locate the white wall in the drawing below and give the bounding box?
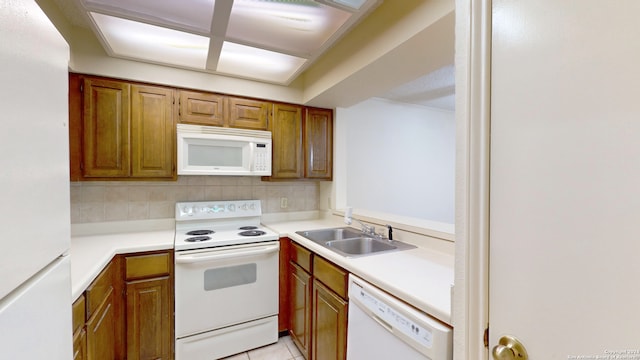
[336,98,455,224]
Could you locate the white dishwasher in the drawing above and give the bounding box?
[347,275,452,360]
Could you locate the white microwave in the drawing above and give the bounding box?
[177,124,272,176]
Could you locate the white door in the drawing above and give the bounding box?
[489,0,640,358]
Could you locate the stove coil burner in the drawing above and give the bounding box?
[239,230,266,237]
[185,236,212,242]
[186,230,214,236]
[238,226,258,230]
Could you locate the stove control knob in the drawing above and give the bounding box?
[228,204,236,212]
[241,203,248,210]
[250,203,256,210]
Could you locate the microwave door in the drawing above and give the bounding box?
[178,136,251,175]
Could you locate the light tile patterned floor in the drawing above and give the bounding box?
[221,336,304,360]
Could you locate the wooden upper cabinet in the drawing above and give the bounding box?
[131,85,175,178]
[178,90,224,126]
[82,77,131,178]
[71,74,176,180]
[268,104,333,181]
[177,91,269,130]
[304,108,333,180]
[271,103,303,179]
[227,97,270,130]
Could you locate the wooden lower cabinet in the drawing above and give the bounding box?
[312,280,348,360]
[126,277,172,360]
[289,262,313,359]
[124,251,174,360]
[286,239,348,360]
[73,328,87,360]
[86,289,118,360]
[72,250,174,360]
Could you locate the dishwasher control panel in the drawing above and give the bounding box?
[350,281,434,348]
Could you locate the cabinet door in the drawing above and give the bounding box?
[271,104,303,179]
[82,78,131,177]
[73,328,87,360]
[227,97,270,130]
[178,90,225,126]
[86,289,117,360]
[312,280,347,360]
[131,85,176,178]
[289,262,312,359]
[304,108,333,180]
[126,277,172,360]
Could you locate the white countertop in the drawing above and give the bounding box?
[70,225,174,301]
[263,218,454,326]
[70,216,454,326]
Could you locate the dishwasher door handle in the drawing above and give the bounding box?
[176,244,279,264]
[370,312,394,333]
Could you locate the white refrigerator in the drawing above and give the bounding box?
[0,0,73,358]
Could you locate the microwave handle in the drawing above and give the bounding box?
[175,244,279,264]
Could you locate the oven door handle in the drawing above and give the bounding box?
[175,244,279,264]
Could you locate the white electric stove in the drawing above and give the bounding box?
[174,200,280,360]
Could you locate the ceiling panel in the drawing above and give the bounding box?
[75,0,381,84]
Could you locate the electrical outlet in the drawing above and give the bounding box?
[280,197,288,209]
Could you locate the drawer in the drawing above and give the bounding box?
[85,261,114,319]
[313,256,348,299]
[125,252,171,280]
[71,294,86,334]
[290,241,313,273]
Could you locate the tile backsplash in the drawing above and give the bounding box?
[70,176,319,224]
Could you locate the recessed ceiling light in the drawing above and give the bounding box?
[217,41,307,83]
[84,0,215,34]
[227,0,351,56]
[90,12,209,69]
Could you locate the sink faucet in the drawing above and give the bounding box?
[344,207,389,239]
[344,207,375,235]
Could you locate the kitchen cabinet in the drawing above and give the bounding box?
[271,104,304,179]
[178,91,269,130]
[178,90,225,126]
[288,241,313,359]
[130,85,176,178]
[312,256,348,360]
[84,260,123,360]
[286,240,348,360]
[71,249,174,360]
[268,105,333,180]
[124,251,173,360]
[69,74,176,181]
[80,77,131,178]
[227,96,270,130]
[304,108,333,180]
[72,295,87,360]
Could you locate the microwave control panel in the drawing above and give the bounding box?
[253,143,271,172]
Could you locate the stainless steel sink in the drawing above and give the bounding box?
[295,227,416,257]
[326,237,396,254]
[295,227,364,243]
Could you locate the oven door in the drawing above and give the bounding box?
[174,241,279,338]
